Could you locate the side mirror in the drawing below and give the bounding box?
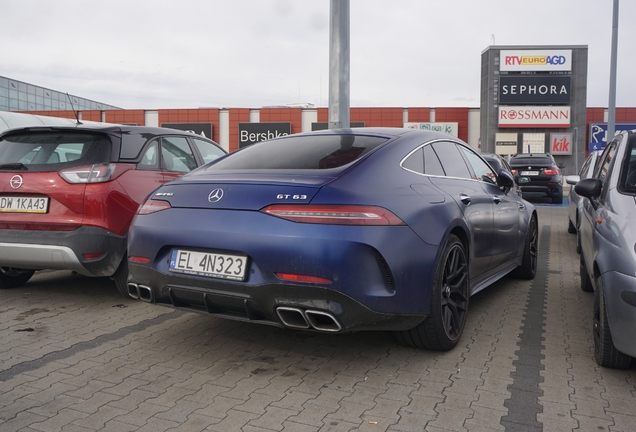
[574,178,602,199]
[558,163,566,169]
[565,175,580,186]
[497,169,515,188]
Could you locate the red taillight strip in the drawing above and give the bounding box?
[261,204,405,226]
[275,272,332,284]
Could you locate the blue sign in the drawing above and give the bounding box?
[589,123,636,152]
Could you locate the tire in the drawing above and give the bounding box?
[395,234,469,351]
[579,255,594,292]
[113,255,131,298]
[593,277,632,369]
[568,218,576,234]
[553,195,563,204]
[0,267,36,289]
[576,217,582,254]
[511,215,538,280]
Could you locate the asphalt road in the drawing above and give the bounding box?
[1,204,635,432]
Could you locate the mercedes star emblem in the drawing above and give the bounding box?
[208,188,224,203]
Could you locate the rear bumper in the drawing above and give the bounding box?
[127,263,427,333]
[0,226,126,277]
[519,183,563,198]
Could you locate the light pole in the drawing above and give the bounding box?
[607,0,619,141]
[328,0,350,129]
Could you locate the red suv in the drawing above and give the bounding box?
[0,123,226,295]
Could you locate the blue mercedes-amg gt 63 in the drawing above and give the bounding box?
[126,128,538,351]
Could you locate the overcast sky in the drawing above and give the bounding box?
[2,0,634,110]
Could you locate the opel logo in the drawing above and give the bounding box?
[208,188,224,203]
[10,175,23,189]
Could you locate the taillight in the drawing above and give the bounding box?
[261,204,405,226]
[543,168,559,176]
[511,169,517,175]
[60,164,116,184]
[275,273,332,284]
[137,199,171,215]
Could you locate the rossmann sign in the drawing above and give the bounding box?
[499,76,571,105]
[498,106,570,128]
[500,49,572,72]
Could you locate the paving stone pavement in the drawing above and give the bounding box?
[0,204,634,432]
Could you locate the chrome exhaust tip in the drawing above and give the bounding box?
[305,310,342,332]
[127,283,139,299]
[276,307,310,329]
[137,285,153,302]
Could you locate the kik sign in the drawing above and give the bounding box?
[550,133,572,155]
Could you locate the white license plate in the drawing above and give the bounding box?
[0,196,49,213]
[520,171,540,176]
[169,249,247,281]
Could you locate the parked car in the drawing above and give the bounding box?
[126,128,537,351]
[575,130,636,368]
[509,153,563,203]
[0,123,226,295]
[481,153,520,195]
[565,150,602,252]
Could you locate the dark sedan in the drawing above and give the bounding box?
[126,128,538,351]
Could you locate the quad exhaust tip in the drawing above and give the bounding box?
[276,307,342,332]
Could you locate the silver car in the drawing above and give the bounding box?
[576,130,636,368]
[565,150,602,253]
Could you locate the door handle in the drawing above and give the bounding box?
[493,196,502,204]
[460,194,471,205]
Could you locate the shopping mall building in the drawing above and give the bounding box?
[3,45,636,176]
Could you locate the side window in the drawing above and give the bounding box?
[596,142,617,183]
[578,154,592,177]
[459,146,497,185]
[423,145,445,176]
[192,138,225,164]
[138,141,159,170]
[431,142,472,179]
[402,148,424,174]
[161,137,198,173]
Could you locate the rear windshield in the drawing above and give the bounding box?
[509,156,553,166]
[209,134,388,170]
[0,132,111,172]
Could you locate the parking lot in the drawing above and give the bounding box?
[0,204,635,432]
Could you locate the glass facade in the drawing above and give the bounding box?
[0,76,120,112]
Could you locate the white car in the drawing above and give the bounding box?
[565,150,602,253]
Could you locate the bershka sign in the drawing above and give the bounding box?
[550,133,573,155]
[162,123,212,138]
[498,106,570,128]
[500,49,572,72]
[499,76,571,105]
[239,122,291,148]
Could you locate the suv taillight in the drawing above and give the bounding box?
[543,168,559,176]
[60,164,117,184]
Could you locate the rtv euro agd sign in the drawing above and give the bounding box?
[500,49,572,72]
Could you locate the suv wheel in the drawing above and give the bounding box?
[113,256,131,298]
[0,267,36,289]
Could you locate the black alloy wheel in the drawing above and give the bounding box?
[395,234,469,351]
[512,215,538,280]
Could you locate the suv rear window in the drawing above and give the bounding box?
[509,155,554,166]
[209,134,388,170]
[0,132,111,172]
